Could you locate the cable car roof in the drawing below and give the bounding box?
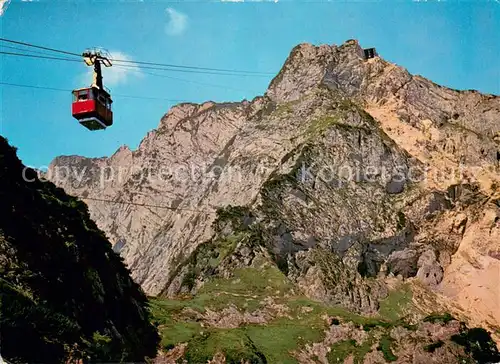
[72,86,112,97]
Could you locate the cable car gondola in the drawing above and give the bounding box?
[72,86,113,130]
[72,49,113,131]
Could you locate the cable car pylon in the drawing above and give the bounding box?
[71,49,113,131]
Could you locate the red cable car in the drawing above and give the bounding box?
[72,86,113,130]
[72,49,113,131]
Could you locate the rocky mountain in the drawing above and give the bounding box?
[0,136,159,363]
[48,39,500,361]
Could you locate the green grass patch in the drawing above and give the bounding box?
[149,267,420,363]
[286,297,390,330]
[423,312,454,325]
[352,338,375,364]
[306,115,340,137]
[287,297,326,314]
[159,321,202,350]
[165,265,294,315]
[199,266,293,301]
[361,320,393,332]
[148,299,203,350]
[377,334,397,362]
[150,280,330,363]
[149,296,204,317]
[185,329,266,364]
[182,313,328,364]
[208,233,245,268]
[273,103,294,116]
[327,339,357,363]
[245,316,326,364]
[378,284,412,321]
[326,337,375,364]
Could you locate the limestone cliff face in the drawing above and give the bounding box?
[49,40,500,335]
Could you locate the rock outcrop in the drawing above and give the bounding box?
[0,136,159,364]
[48,40,500,338]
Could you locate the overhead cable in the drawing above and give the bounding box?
[0,37,273,76]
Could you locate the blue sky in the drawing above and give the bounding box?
[1,0,499,167]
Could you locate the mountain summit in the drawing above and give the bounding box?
[49,40,500,350]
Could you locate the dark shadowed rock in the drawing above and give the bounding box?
[386,249,418,277]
